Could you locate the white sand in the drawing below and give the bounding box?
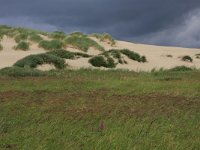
[1,35,200,71]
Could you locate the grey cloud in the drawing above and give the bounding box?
[0,0,200,47]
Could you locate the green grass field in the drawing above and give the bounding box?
[0,69,200,149]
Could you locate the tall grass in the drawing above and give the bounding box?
[29,34,43,43]
[49,31,66,40]
[92,33,116,46]
[120,49,147,62]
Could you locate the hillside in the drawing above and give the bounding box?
[1,25,200,72]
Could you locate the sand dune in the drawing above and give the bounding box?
[1,35,200,71]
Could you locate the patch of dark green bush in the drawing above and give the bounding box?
[120,49,147,62]
[182,56,193,62]
[14,54,66,69]
[103,49,126,64]
[89,56,116,68]
[39,40,64,50]
[14,41,29,51]
[64,35,104,52]
[0,67,46,77]
[29,34,43,43]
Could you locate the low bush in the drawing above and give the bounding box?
[14,54,66,69]
[103,49,126,64]
[46,49,91,59]
[64,35,104,52]
[89,56,116,68]
[14,41,29,51]
[182,56,193,62]
[120,49,147,62]
[0,67,46,77]
[39,40,64,50]
[169,66,193,72]
[29,34,43,43]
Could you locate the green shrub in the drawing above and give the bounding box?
[102,49,126,64]
[92,33,116,46]
[49,31,66,39]
[39,40,64,50]
[0,44,3,50]
[0,67,46,77]
[64,35,104,52]
[169,66,193,72]
[14,54,66,69]
[14,41,29,51]
[29,34,43,43]
[89,56,116,68]
[182,56,193,62]
[120,49,147,62]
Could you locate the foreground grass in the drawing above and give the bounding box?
[0,69,200,149]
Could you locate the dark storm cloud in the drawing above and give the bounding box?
[0,0,200,47]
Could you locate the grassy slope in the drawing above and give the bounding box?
[0,70,200,149]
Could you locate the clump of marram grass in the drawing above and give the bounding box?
[29,34,43,43]
[39,40,64,50]
[89,55,116,68]
[120,49,147,62]
[182,55,193,62]
[70,32,86,37]
[64,35,104,52]
[0,67,46,77]
[49,31,66,40]
[14,41,30,51]
[14,53,66,69]
[47,49,91,59]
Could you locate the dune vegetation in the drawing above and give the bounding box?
[64,35,105,52]
[14,41,30,51]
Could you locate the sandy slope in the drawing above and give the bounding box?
[1,35,200,71]
[0,36,45,69]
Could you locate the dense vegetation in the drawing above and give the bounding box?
[29,34,43,43]
[0,69,200,149]
[89,56,116,68]
[14,53,66,69]
[64,35,104,52]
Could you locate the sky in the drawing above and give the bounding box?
[0,0,200,48]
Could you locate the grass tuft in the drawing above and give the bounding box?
[120,49,147,62]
